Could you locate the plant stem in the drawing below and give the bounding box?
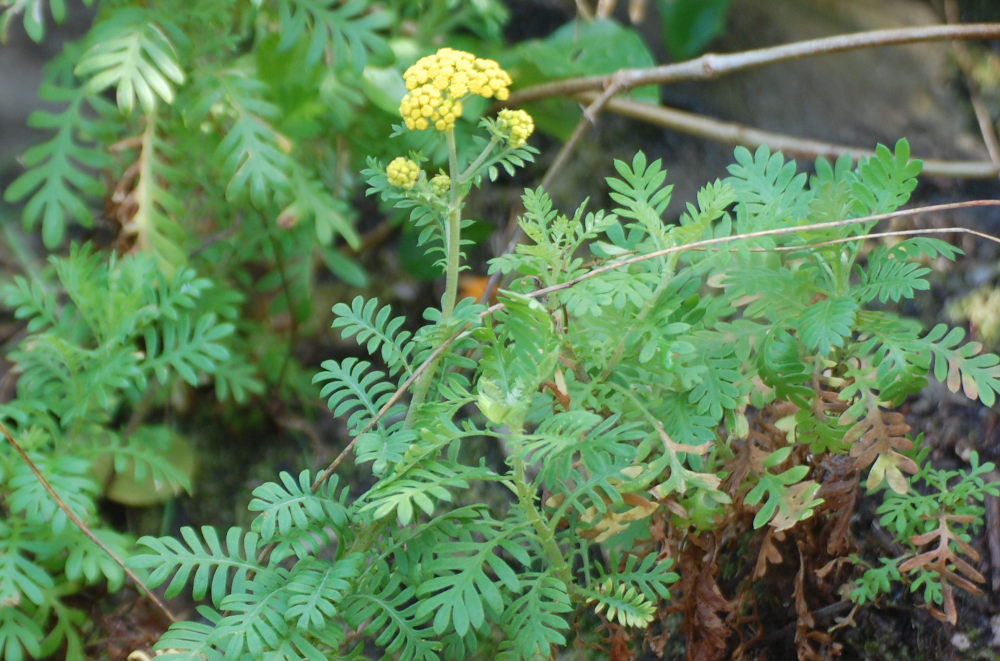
[404,129,464,425]
[442,128,462,319]
[458,135,499,182]
[508,431,574,586]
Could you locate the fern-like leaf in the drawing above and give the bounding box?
[855,247,931,304]
[1,275,60,332]
[313,356,396,434]
[796,295,858,355]
[0,536,55,608]
[276,0,392,70]
[497,572,572,660]
[1,0,94,42]
[143,313,234,386]
[602,552,679,601]
[75,8,186,114]
[130,526,261,607]
[4,75,115,247]
[286,554,364,631]
[606,151,673,240]
[851,138,921,215]
[586,579,657,628]
[152,606,224,661]
[0,605,45,661]
[346,571,441,661]
[725,144,810,231]
[919,324,1000,406]
[7,454,97,535]
[331,296,415,376]
[214,571,291,659]
[248,469,348,542]
[414,529,526,637]
[361,461,494,526]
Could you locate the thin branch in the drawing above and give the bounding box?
[0,419,177,623]
[578,93,1000,179]
[523,200,1000,301]
[945,1,1000,168]
[311,321,475,491]
[703,226,1000,253]
[507,23,1000,107]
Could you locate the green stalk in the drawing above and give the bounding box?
[441,128,462,319]
[404,129,465,425]
[508,429,574,586]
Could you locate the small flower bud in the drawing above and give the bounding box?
[386,157,420,189]
[431,173,451,196]
[497,109,535,148]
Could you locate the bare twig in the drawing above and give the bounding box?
[577,93,1000,179]
[0,420,177,623]
[945,1,1000,168]
[311,321,475,491]
[522,200,1000,301]
[507,23,1000,107]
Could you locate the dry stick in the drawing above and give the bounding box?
[520,200,1000,301]
[507,23,1000,106]
[945,1,1000,169]
[314,199,1000,493]
[577,93,1000,179]
[0,420,177,623]
[311,324,473,491]
[723,226,1000,253]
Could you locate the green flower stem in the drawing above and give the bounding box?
[442,128,463,319]
[458,135,500,182]
[404,129,466,426]
[508,429,574,587]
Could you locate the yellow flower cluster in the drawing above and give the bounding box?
[386,157,420,189]
[496,108,534,148]
[431,173,451,196]
[399,48,512,132]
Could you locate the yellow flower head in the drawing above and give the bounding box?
[496,108,534,148]
[399,48,512,132]
[431,173,451,196]
[386,157,420,189]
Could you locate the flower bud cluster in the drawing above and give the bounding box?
[386,157,420,189]
[399,48,512,131]
[496,108,535,148]
[431,174,451,196]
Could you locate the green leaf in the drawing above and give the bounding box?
[855,248,931,304]
[586,579,656,628]
[657,0,731,60]
[796,295,858,355]
[130,526,261,607]
[75,9,186,114]
[498,573,572,660]
[4,79,113,247]
[248,470,348,542]
[851,138,922,215]
[276,0,393,71]
[285,554,364,631]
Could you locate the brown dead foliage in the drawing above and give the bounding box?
[897,513,985,625]
[639,390,871,660]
